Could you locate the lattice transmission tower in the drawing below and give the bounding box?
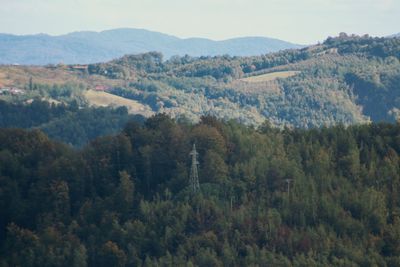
[189,143,200,193]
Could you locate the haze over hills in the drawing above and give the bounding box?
[0,28,302,65]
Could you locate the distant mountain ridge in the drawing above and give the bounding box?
[0,28,302,65]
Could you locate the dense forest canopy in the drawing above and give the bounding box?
[0,100,145,147]
[1,114,400,266]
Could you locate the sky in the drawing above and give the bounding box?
[0,0,399,44]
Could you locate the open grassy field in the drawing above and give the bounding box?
[84,90,154,117]
[240,71,300,83]
[0,66,81,87]
[0,66,125,88]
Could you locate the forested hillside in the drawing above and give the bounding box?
[1,115,400,266]
[1,34,399,128]
[0,100,145,147]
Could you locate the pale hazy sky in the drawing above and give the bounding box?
[0,0,399,44]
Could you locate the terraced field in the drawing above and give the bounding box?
[84,90,154,117]
[240,71,300,83]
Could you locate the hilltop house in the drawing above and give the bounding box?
[10,88,24,95]
[94,85,111,91]
[70,65,88,71]
[0,82,24,95]
[0,87,25,95]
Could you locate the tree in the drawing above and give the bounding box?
[49,180,71,222]
[202,149,228,184]
[114,171,135,215]
[98,241,127,267]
